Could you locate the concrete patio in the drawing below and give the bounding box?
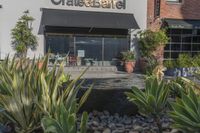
[64,67,145,90]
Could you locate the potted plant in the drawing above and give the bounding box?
[191,54,200,75]
[121,51,136,73]
[164,59,177,76]
[136,30,169,72]
[177,53,191,77]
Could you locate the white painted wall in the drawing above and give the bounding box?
[0,0,147,59]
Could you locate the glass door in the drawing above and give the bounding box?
[75,36,102,66]
[46,34,76,56]
[104,36,129,66]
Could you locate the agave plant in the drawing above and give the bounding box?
[0,56,43,133]
[41,103,88,133]
[37,63,92,118]
[125,76,169,133]
[170,89,200,132]
[38,60,92,133]
[169,77,200,97]
[0,54,92,133]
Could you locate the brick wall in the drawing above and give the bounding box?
[147,0,200,30]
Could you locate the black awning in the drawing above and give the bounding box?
[164,19,200,29]
[39,8,139,34]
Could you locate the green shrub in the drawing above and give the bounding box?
[170,89,200,132]
[163,60,176,69]
[192,54,200,67]
[177,53,192,68]
[11,10,38,58]
[136,30,169,57]
[121,51,135,61]
[125,76,170,133]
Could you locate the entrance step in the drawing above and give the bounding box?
[64,66,118,72]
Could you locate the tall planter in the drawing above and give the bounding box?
[152,45,164,65]
[139,57,148,73]
[124,61,135,73]
[139,56,159,74]
[121,51,135,73]
[38,61,44,69]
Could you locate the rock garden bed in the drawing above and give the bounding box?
[78,111,176,133]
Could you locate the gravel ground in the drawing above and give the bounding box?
[78,111,179,133]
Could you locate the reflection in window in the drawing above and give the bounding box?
[104,37,129,61]
[46,34,129,66]
[76,36,102,61]
[164,29,200,59]
[171,44,181,51]
[46,35,71,54]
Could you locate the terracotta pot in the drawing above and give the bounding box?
[139,45,164,73]
[38,61,43,69]
[139,58,148,73]
[124,61,135,73]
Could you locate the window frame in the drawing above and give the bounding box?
[166,0,183,4]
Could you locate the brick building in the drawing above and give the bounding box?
[147,0,200,59]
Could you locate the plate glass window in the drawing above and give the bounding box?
[164,29,200,59]
[46,34,129,66]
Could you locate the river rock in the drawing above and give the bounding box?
[102,128,111,133]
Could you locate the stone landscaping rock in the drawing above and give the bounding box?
[102,128,111,133]
[133,125,143,131]
[78,111,174,133]
[162,122,170,129]
[129,131,139,133]
[108,123,115,129]
[170,129,180,133]
[92,121,99,127]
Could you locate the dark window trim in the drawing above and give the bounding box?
[154,0,161,18]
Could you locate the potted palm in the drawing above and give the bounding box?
[122,51,136,73]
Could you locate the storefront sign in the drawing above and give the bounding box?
[51,0,126,9]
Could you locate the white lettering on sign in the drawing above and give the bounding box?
[51,0,126,9]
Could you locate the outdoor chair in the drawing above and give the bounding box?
[68,56,77,66]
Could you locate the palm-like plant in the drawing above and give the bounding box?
[170,89,200,132]
[125,76,169,133]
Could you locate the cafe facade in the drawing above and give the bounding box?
[0,0,147,66]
